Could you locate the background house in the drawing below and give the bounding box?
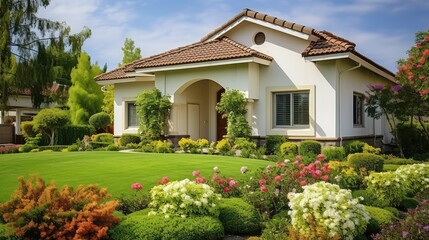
[95,8,395,146]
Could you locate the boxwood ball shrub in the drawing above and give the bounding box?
[344,140,365,155]
[149,179,221,218]
[109,209,224,240]
[364,206,396,227]
[322,146,346,161]
[287,182,370,240]
[280,142,298,155]
[93,133,114,143]
[118,134,141,146]
[348,153,384,173]
[365,171,406,206]
[218,198,262,235]
[88,112,111,130]
[298,140,321,156]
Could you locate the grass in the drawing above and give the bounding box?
[0,151,269,203]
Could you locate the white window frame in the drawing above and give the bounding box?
[266,85,315,136]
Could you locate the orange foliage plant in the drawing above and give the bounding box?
[0,176,120,239]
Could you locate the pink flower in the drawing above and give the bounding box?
[131,182,143,190]
[229,180,237,188]
[195,177,206,183]
[260,185,268,192]
[295,155,302,161]
[258,179,266,185]
[420,89,429,96]
[161,177,170,184]
[294,160,299,166]
[315,160,321,165]
[240,166,248,174]
[425,36,429,42]
[192,170,200,176]
[299,163,305,169]
[274,175,282,182]
[299,180,307,186]
[316,154,325,161]
[276,162,285,168]
[322,175,329,182]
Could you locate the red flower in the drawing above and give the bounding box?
[322,175,329,182]
[425,36,429,42]
[195,177,206,183]
[260,185,268,192]
[218,178,225,185]
[161,176,169,184]
[258,179,266,185]
[223,186,231,193]
[417,43,423,48]
[227,177,233,183]
[274,175,282,182]
[293,171,300,178]
[131,182,143,190]
[299,180,307,186]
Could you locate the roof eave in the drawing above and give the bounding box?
[135,56,271,74]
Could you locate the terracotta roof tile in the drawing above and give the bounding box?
[132,36,273,69]
[303,30,356,56]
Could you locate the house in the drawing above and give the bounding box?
[95,8,395,146]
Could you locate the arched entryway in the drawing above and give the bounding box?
[169,79,225,142]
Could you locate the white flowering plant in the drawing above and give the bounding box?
[395,163,429,194]
[364,171,406,206]
[148,179,221,218]
[287,182,370,240]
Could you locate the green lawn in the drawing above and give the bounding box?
[0,151,269,202]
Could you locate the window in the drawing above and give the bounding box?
[274,91,309,127]
[127,102,139,127]
[254,32,265,45]
[353,93,364,126]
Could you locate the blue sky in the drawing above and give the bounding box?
[39,0,429,72]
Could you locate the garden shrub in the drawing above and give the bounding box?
[398,197,419,210]
[233,138,256,150]
[362,143,381,154]
[54,125,95,145]
[18,144,36,153]
[93,133,114,143]
[397,121,429,158]
[333,167,364,190]
[20,121,38,139]
[322,146,346,161]
[153,140,172,153]
[395,163,429,195]
[216,139,232,155]
[107,143,120,151]
[38,145,68,152]
[384,157,416,165]
[109,209,224,240]
[365,171,407,206]
[287,182,370,239]
[383,164,400,172]
[90,141,111,149]
[0,145,19,154]
[0,176,119,239]
[125,143,139,149]
[348,153,384,173]
[67,144,79,152]
[365,206,396,227]
[374,198,429,240]
[88,112,111,130]
[148,179,221,218]
[344,140,365,155]
[119,134,141,146]
[280,142,298,155]
[178,137,199,153]
[260,210,290,240]
[298,140,321,156]
[351,190,388,208]
[265,135,287,154]
[383,207,400,218]
[116,191,151,215]
[218,198,262,235]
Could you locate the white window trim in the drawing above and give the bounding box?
[122,99,139,134]
[266,85,315,136]
[353,92,365,128]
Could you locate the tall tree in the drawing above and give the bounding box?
[119,38,142,66]
[68,52,104,125]
[0,0,90,122]
[102,38,142,123]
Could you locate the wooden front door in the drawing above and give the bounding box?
[216,88,227,141]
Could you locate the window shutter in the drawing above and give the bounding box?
[275,93,291,126]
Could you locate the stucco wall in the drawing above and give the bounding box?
[114,81,154,135]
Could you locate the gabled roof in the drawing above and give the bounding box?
[96,8,394,81]
[95,36,273,81]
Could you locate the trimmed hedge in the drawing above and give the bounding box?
[364,206,396,236]
[93,133,114,143]
[265,135,287,154]
[54,125,95,145]
[38,145,68,152]
[118,134,141,146]
[348,153,384,172]
[298,140,321,156]
[280,142,298,155]
[218,198,262,235]
[352,190,388,208]
[109,209,224,240]
[383,158,416,165]
[322,146,346,161]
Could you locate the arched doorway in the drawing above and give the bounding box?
[216,88,227,141]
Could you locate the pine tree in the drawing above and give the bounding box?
[68,52,104,125]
